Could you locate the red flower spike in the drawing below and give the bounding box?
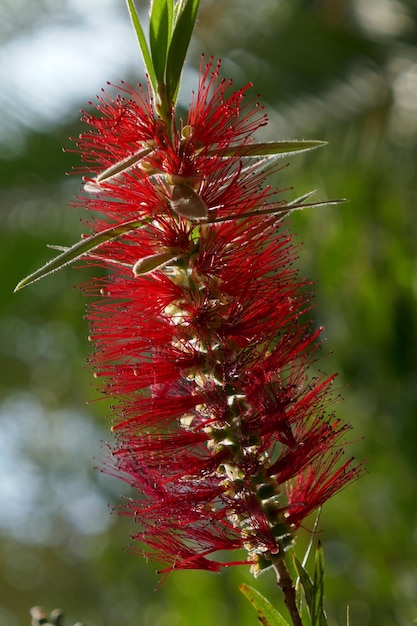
[79,58,363,575]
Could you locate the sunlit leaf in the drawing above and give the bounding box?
[208,140,327,159]
[126,0,157,93]
[207,198,347,224]
[93,146,154,185]
[14,218,149,291]
[165,0,200,104]
[239,584,290,626]
[149,0,174,84]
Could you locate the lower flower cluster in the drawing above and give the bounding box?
[80,59,362,575]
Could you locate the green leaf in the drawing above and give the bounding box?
[165,0,200,105]
[125,0,157,93]
[286,190,317,206]
[208,197,347,224]
[207,140,328,159]
[294,557,315,611]
[149,0,174,84]
[239,584,290,626]
[294,546,328,626]
[312,542,327,626]
[14,217,149,292]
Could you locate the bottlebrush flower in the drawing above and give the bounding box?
[77,57,363,576]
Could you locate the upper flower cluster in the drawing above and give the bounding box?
[78,57,362,576]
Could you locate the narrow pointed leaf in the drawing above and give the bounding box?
[165,0,200,104]
[312,542,327,626]
[207,140,327,159]
[239,584,290,626]
[94,146,154,185]
[149,0,173,84]
[14,218,148,291]
[126,0,157,93]
[302,508,322,570]
[294,549,328,626]
[296,507,322,611]
[287,190,317,207]
[294,557,315,610]
[207,198,347,224]
[286,198,348,210]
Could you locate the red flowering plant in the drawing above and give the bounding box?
[16,1,364,624]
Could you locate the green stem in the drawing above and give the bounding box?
[272,556,303,626]
[156,83,174,146]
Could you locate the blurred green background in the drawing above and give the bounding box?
[1,0,417,624]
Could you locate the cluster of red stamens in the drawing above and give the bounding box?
[77,58,361,575]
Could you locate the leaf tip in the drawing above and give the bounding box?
[14,280,26,293]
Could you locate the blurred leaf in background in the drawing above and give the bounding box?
[1,1,417,625]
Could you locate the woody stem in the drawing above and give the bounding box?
[272,556,303,626]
